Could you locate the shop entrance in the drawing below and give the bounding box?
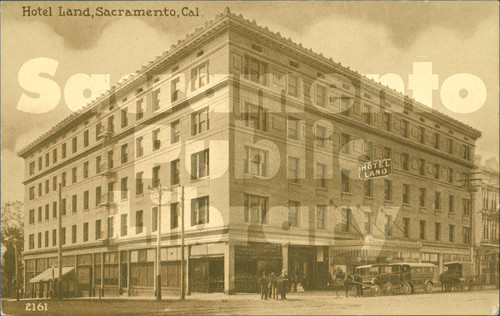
[289,246,328,290]
[189,257,224,293]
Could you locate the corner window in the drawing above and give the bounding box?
[244,194,268,224]
[191,149,209,180]
[191,196,209,225]
[244,146,268,177]
[192,108,209,136]
[191,62,209,91]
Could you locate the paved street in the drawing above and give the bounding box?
[2,289,498,315]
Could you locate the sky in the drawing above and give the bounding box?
[1,1,499,203]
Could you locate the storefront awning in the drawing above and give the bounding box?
[29,267,74,283]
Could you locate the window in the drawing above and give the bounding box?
[287,117,299,140]
[434,133,440,149]
[53,148,57,164]
[316,85,325,107]
[38,207,42,222]
[107,150,114,169]
[385,215,392,236]
[152,206,158,232]
[243,103,267,131]
[191,195,210,225]
[95,186,102,206]
[84,130,89,147]
[449,225,455,242]
[315,125,327,147]
[37,233,42,248]
[95,220,102,240]
[448,138,453,154]
[245,56,267,85]
[418,127,425,144]
[244,146,268,177]
[45,179,49,194]
[434,164,440,180]
[340,97,351,116]
[462,227,471,244]
[45,152,50,167]
[419,188,426,207]
[29,161,35,175]
[169,160,180,186]
[384,179,392,201]
[72,137,77,153]
[52,202,57,218]
[448,195,454,212]
[171,121,180,144]
[316,163,327,188]
[192,108,209,135]
[462,198,471,215]
[341,170,350,193]
[121,144,128,163]
[364,179,373,197]
[72,167,77,183]
[38,183,42,196]
[363,141,372,159]
[316,205,326,230]
[419,158,425,176]
[136,99,144,120]
[383,112,391,131]
[288,74,298,97]
[435,191,441,210]
[136,172,144,195]
[288,201,299,227]
[136,210,144,234]
[288,156,300,183]
[402,120,409,138]
[136,137,144,158]
[108,181,115,203]
[363,104,371,124]
[37,157,42,170]
[152,129,161,151]
[53,176,57,191]
[402,153,409,171]
[463,145,471,160]
[121,214,128,236]
[62,143,67,158]
[448,168,454,183]
[171,77,180,102]
[61,227,66,245]
[72,194,77,213]
[96,156,102,174]
[341,134,350,154]
[83,222,89,242]
[95,122,102,141]
[151,89,160,111]
[107,115,114,133]
[403,218,410,238]
[83,161,89,179]
[52,229,57,246]
[29,209,35,224]
[364,212,372,234]
[29,186,35,200]
[191,149,209,180]
[170,203,179,229]
[121,108,128,128]
[121,177,128,199]
[383,147,392,159]
[83,191,89,210]
[420,220,426,240]
[342,208,351,232]
[435,222,441,241]
[403,184,410,204]
[29,234,34,249]
[107,217,114,238]
[152,166,160,187]
[72,225,77,243]
[191,62,209,90]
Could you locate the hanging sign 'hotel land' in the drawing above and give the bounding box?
[359,159,392,180]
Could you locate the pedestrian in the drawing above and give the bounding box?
[333,267,346,297]
[344,273,353,297]
[258,272,268,300]
[268,272,277,299]
[353,274,363,297]
[278,270,288,300]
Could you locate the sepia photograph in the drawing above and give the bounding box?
[1,1,499,315]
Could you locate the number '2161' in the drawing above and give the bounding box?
[25,303,48,311]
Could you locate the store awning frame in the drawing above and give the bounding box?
[29,267,74,283]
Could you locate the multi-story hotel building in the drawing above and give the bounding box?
[20,8,482,297]
[477,158,499,286]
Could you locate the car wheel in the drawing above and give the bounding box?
[424,281,433,293]
[382,282,393,295]
[403,282,412,295]
[371,285,382,296]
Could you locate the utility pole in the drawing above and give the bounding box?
[180,185,185,300]
[58,183,63,300]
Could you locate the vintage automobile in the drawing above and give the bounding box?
[440,261,476,291]
[372,262,437,295]
[352,264,392,296]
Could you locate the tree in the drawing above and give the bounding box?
[1,201,24,296]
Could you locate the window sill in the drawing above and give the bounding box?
[448,212,456,220]
[191,176,209,183]
[419,207,428,215]
[434,209,443,217]
[341,192,352,200]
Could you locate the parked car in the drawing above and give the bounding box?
[372,262,437,295]
[440,261,476,292]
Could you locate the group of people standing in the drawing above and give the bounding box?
[258,270,289,300]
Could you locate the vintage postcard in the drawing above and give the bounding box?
[1,1,498,315]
